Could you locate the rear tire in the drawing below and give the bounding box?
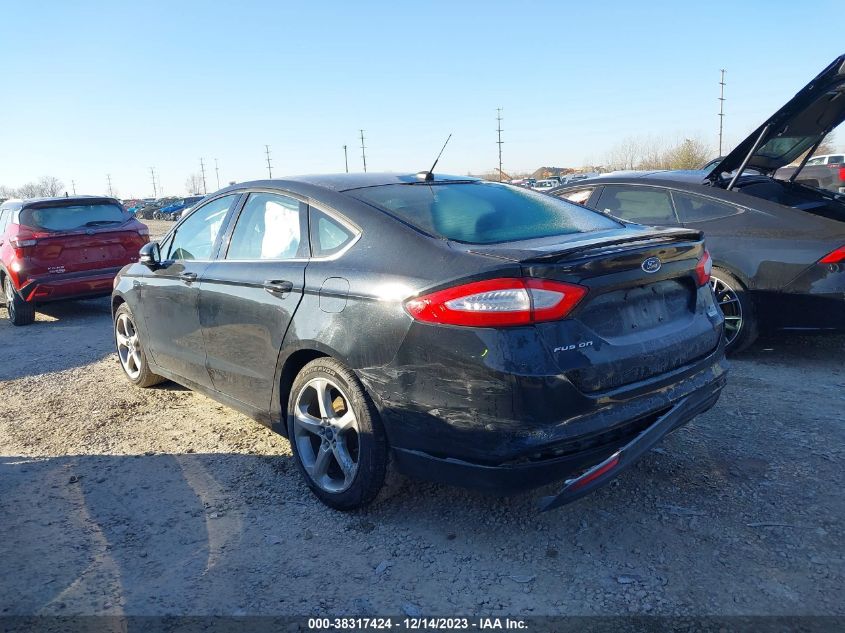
[710,268,758,354]
[4,276,36,326]
[114,303,165,387]
[287,357,389,510]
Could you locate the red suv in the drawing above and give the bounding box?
[0,196,149,325]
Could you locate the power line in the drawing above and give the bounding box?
[265,144,273,178]
[199,158,208,194]
[149,167,157,197]
[215,158,220,190]
[343,145,348,173]
[718,69,726,156]
[496,108,504,182]
[360,130,367,173]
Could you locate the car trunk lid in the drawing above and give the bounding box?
[706,54,845,181]
[463,227,723,393]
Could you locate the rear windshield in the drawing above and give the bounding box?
[21,203,128,231]
[350,181,620,244]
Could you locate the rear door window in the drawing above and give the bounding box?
[20,202,127,231]
[594,185,678,225]
[226,192,306,260]
[829,155,844,164]
[672,191,741,223]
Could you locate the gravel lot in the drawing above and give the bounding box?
[1,219,842,617]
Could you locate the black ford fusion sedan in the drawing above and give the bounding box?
[112,173,727,510]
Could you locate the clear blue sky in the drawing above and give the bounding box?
[0,0,841,197]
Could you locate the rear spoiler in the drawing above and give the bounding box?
[466,228,704,264]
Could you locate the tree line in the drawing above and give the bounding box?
[0,176,65,201]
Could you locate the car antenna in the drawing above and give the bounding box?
[418,133,452,182]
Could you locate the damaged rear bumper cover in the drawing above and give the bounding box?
[391,373,725,510]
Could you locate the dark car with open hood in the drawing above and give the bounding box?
[0,195,149,325]
[552,54,845,353]
[112,173,726,510]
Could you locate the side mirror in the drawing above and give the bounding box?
[139,242,162,268]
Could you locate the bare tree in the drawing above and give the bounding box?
[663,138,711,170]
[5,176,66,199]
[185,173,204,194]
[37,175,64,197]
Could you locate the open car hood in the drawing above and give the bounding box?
[706,54,845,181]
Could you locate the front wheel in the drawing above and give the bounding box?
[114,303,164,387]
[710,269,758,354]
[4,276,35,326]
[287,358,388,510]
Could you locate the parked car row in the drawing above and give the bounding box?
[125,195,205,221]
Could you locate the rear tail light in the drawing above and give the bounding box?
[819,245,845,264]
[404,278,588,327]
[839,166,845,182]
[695,249,712,286]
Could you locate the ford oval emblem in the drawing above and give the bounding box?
[641,256,661,273]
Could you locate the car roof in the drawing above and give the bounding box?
[551,170,710,189]
[219,172,479,196]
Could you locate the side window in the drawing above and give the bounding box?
[828,155,844,164]
[0,210,8,235]
[557,188,594,206]
[310,209,357,258]
[594,185,678,225]
[167,194,238,261]
[806,157,824,166]
[672,191,741,223]
[226,192,304,260]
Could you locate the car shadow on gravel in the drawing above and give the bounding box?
[0,298,115,381]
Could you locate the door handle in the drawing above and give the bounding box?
[263,279,293,295]
[179,271,198,283]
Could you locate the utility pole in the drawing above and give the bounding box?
[199,158,208,194]
[360,130,367,173]
[155,170,162,197]
[343,145,348,173]
[149,167,157,197]
[215,158,220,189]
[265,144,273,178]
[106,174,113,196]
[496,108,504,182]
[718,69,726,157]
[71,180,77,195]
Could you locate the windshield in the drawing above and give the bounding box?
[350,181,620,244]
[21,203,128,231]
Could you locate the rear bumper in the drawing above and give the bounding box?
[391,368,725,496]
[18,267,122,302]
[759,265,845,331]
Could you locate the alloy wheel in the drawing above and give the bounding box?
[115,313,143,380]
[710,275,743,347]
[292,377,360,493]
